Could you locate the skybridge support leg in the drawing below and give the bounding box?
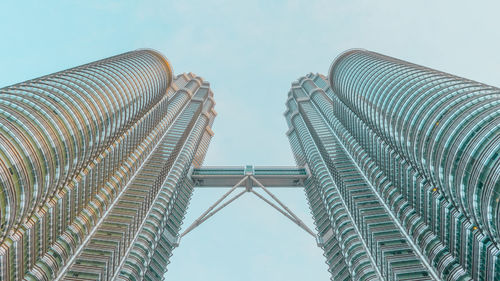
[179,174,319,247]
[180,175,248,238]
[250,176,316,237]
[250,189,315,237]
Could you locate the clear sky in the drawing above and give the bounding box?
[1,1,500,280]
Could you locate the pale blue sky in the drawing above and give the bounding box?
[1,1,500,280]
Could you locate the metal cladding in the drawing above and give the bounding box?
[0,49,172,240]
[285,73,434,281]
[2,46,499,281]
[286,49,500,281]
[0,50,216,281]
[330,50,500,242]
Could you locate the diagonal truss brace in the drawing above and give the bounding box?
[180,176,249,238]
[178,175,317,246]
[249,176,316,237]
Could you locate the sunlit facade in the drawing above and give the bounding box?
[285,49,500,281]
[0,50,216,281]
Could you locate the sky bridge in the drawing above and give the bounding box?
[182,165,320,245]
[190,165,309,188]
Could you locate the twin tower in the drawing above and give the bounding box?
[0,49,499,281]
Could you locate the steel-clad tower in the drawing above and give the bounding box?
[285,49,500,281]
[1,47,499,281]
[0,50,216,281]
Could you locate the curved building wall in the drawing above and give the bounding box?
[50,73,216,281]
[329,50,500,242]
[0,50,196,281]
[321,49,500,280]
[285,73,436,281]
[0,50,172,240]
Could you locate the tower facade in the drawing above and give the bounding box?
[1,47,499,281]
[0,50,216,281]
[286,50,500,281]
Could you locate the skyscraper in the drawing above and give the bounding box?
[1,47,499,281]
[0,50,216,281]
[285,49,500,281]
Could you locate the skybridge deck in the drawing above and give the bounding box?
[190,165,308,187]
